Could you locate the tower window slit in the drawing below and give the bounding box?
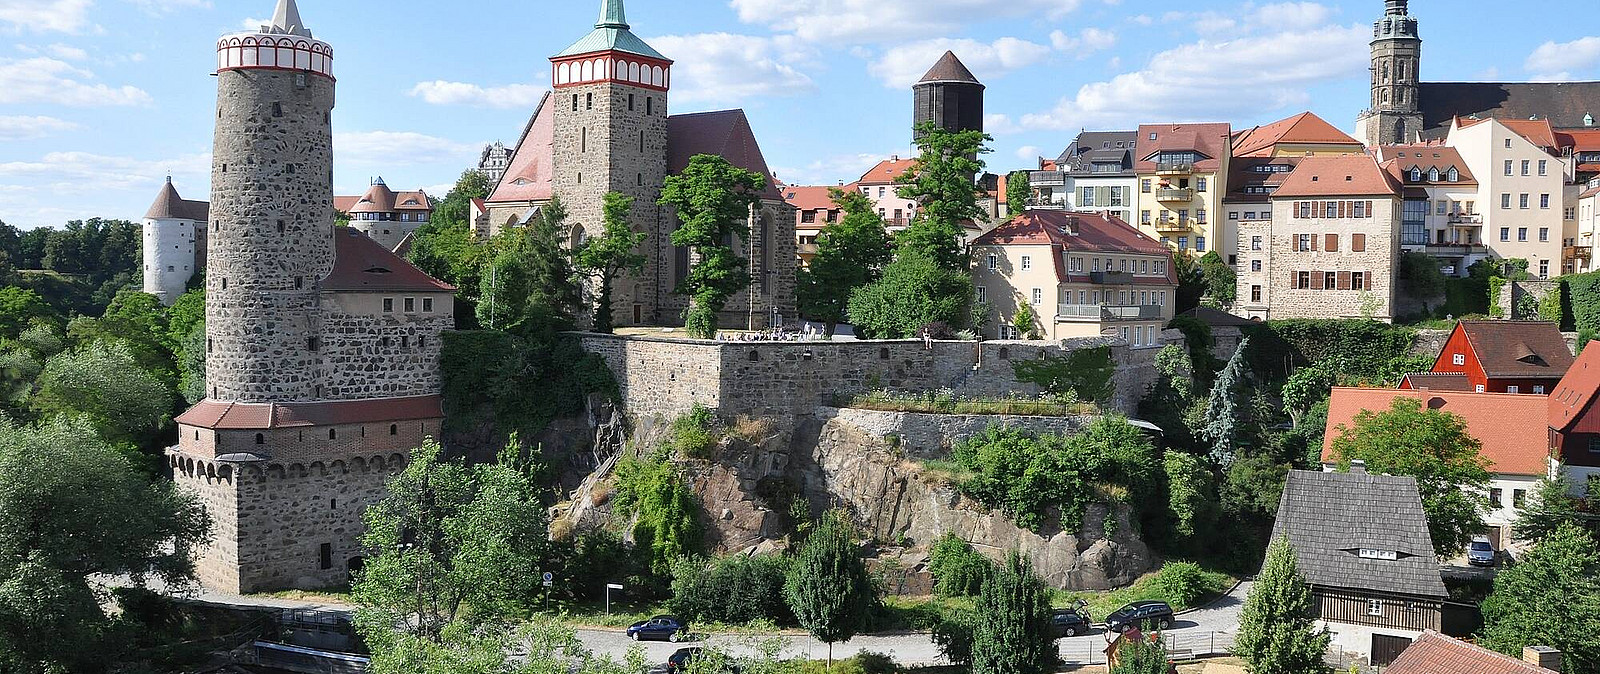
[271,102,283,117]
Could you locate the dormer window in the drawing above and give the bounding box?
[1447,167,1458,182]
[1357,548,1400,560]
[1409,167,1422,181]
[1429,168,1440,181]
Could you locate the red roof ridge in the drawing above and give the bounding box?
[1387,630,1553,674]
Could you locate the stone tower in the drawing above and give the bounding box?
[142,177,208,305]
[1356,0,1423,146]
[207,0,336,402]
[550,0,671,326]
[913,51,984,140]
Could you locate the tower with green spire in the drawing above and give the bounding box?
[550,0,673,326]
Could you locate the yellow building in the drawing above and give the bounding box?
[1134,123,1232,257]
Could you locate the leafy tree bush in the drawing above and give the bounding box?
[612,452,703,579]
[895,123,991,272]
[1152,561,1209,607]
[1011,345,1115,404]
[478,196,583,333]
[971,552,1055,674]
[1565,269,1600,333]
[439,330,616,443]
[1280,364,1335,429]
[32,340,173,450]
[1329,397,1491,556]
[1013,301,1040,340]
[576,193,648,333]
[1006,170,1032,213]
[669,554,793,625]
[847,248,973,339]
[1141,344,1203,452]
[1110,636,1169,674]
[927,533,992,598]
[1235,538,1331,674]
[785,509,879,666]
[0,287,55,340]
[1163,452,1215,542]
[1514,472,1598,542]
[931,606,978,666]
[0,416,208,673]
[1172,251,1205,315]
[669,404,721,459]
[1198,251,1236,305]
[1243,319,1416,382]
[660,155,766,338]
[796,189,893,337]
[1478,524,1600,673]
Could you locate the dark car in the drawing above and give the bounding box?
[1049,607,1092,637]
[1104,600,1175,633]
[1467,538,1498,567]
[628,615,687,642]
[665,647,739,674]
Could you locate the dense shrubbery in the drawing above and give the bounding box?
[927,533,992,598]
[1242,319,1417,383]
[1011,346,1116,404]
[612,451,704,580]
[669,554,793,625]
[1152,561,1210,608]
[439,330,616,443]
[668,404,720,458]
[949,418,1161,532]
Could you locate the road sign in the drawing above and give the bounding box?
[542,572,553,587]
[606,583,624,590]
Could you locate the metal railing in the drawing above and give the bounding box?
[1089,271,1135,285]
[1154,218,1190,232]
[1155,188,1193,202]
[1156,162,1194,175]
[1057,304,1164,321]
[1447,214,1483,225]
[1029,171,1067,186]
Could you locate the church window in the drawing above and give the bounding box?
[640,130,645,153]
[256,433,264,444]
[328,429,337,440]
[646,97,653,115]
[628,93,635,111]
[390,424,398,435]
[581,127,587,153]
[572,94,579,111]
[586,92,593,110]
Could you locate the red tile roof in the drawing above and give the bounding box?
[858,157,917,185]
[1322,387,1549,476]
[323,228,455,293]
[782,184,848,212]
[339,182,431,214]
[145,178,210,221]
[666,109,781,199]
[1550,341,1600,434]
[1458,116,1560,151]
[1386,631,1553,674]
[1556,128,1600,151]
[1375,145,1479,186]
[1454,321,1574,379]
[1231,111,1361,158]
[1135,123,1232,172]
[1580,184,1600,199]
[1276,154,1402,197]
[177,395,444,430]
[972,210,1176,285]
[487,92,555,204]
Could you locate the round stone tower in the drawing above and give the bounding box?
[206,0,336,403]
[913,50,985,141]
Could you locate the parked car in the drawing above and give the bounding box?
[1467,538,1498,567]
[1104,600,1175,633]
[665,648,739,674]
[1049,606,1092,637]
[628,615,688,642]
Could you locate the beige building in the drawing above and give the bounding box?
[1447,117,1566,279]
[1235,154,1402,322]
[1373,145,1483,275]
[781,183,847,266]
[1223,113,1366,266]
[971,210,1175,345]
[334,177,432,252]
[1134,123,1231,257]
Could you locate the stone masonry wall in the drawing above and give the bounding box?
[319,292,453,400]
[822,407,1096,459]
[578,331,1174,419]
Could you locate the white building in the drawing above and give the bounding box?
[1028,131,1139,223]
[141,177,208,305]
[1447,117,1567,279]
[1374,144,1485,276]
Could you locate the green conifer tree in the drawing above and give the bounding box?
[1235,537,1331,674]
[784,509,877,668]
[970,552,1055,674]
[1202,336,1251,466]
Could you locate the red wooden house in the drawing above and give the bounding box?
[1549,344,1600,495]
[1416,321,1573,394]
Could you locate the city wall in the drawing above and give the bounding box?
[819,406,1098,459]
[575,331,1177,420]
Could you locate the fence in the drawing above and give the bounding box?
[1055,631,1235,666]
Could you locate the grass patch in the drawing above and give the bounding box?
[912,458,974,486]
[256,588,353,604]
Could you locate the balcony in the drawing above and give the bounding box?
[1057,304,1165,322]
[1566,246,1592,261]
[1153,218,1191,233]
[1447,214,1483,226]
[1156,163,1194,176]
[797,242,819,257]
[1089,271,1135,285]
[1029,171,1066,187]
[1155,188,1193,202]
[1424,243,1490,257]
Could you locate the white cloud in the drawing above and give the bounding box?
[408,80,548,109]
[1167,2,1337,37]
[773,152,898,186]
[0,114,77,140]
[45,43,87,60]
[0,0,93,33]
[869,37,1051,88]
[647,33,816,104]
[335,131,477,168]
[1049,28,1116,55]
[1525,36,1600,82]
[1014,145,1042,161]
[1014,24,1368,132]
[126,0,211,13]
[0,57,152,106]
[0,150,209,193]
[730,0,1086,44]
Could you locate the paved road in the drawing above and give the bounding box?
[578,582,1253,667]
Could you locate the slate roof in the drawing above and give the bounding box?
[145,178,210,221]
[1231,111,1361,158]
[1270,470,1448,599]
[1056,130,1138,174]
[322,228,455,293]
[1420,81,1600,138]
[917,51,983,86]
[1225,157,1300,203]
[1453,321,1574,379]
[1550,342,1600,433]
[1321,387,1549,476]
[1387,631,1554,674]
[177,395,444,430]
[1275,154,1402,198]
[552,0,668,60]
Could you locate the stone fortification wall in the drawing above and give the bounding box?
[319,292,453,400]
[577,331,1175,419]
[822,407,1095,459]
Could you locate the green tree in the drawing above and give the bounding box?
[409,170,494,304]
[1164,451,1215,541]
[928,533,993,598]
[576,193,648,334]
[1329,397,1492,556]
[1478,524,1600,674]
[1013,300,1040,340]
[1513,472,1598,543]
[611,453,703,580]
[353,439,556,645]
[479,197,584,333]
[1234,538,1331,674]
[1198,251,1237,305]
[970,552,1055,674]
[1202,336,1252,466]
[0,287,55,339]
[1111,637,1169,674]
[0,415,208,674]
[1173,251,1205,314]
[784,509,877,667]
[796,189,893,336]
[32,340,174,449]
[659,154,766,338]
[895,122,991,271]
[846,248,973,339]
[1006,170,1032,215]
[1280,364,1335,429]
[1011,345,1116,404]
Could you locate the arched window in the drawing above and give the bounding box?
[256,433,264,445]
[629,61,640,82]
[580,60,593,81]
[651,65,663,87]
[390,424,398,435]
[569,223,586,250]
[557,62,570,84]
[328,428,337,440]
[1447,167,1459,182]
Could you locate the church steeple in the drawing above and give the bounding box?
[597,0,627,29]
[1356,0,1422,146]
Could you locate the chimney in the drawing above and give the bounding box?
[1350,459,1367,474]
[1524,646,1563,672]
[891,154,899,162]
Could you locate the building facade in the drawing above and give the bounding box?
[1235,155,1402,321]
[481,0,795,330]
[1225,112,1365,265]
[335,177,432,252]
[1133,123,1232,256]
[1029,131,1139,223]
[1374,145,1483,275]
[1447,117,1566,279]
[1355,0,1423,147]
[477,140,514,184]
[971,210,1175,344]
[142,177,208,305]
[169,0,457,594]
[781,183,846,266]
[1549,344,1600,497]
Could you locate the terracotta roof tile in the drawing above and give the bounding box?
[1456,116,1562,150]
[145,179,210,221]
[1550,341,1600,433]
[1135,123,1232,172]
[1398,372,1474,391]
[323,228,455,293]
[782,184,849,212]
[858,157,917,186]
[1455,321,1574,379]
[487,92,555,204]
[1387,631,1554,674]
[1275,154,1401,198]
[972,210,1175,285]
[1321,387,1549,476]
[1375,145,1479,186]
[1556,128,1600,151]
[177,395,444,430]
[342,181,431,214]
[1231,111,1361,157]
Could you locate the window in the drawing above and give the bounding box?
[1178,236,1188,251]
[1453,353,1466,366]
[1540,227,1550,242]
[1020,255,1032,271]
[320,543,332,570]
[628,93,635,110]
[1505,160,1514,176]
[1514,489,1528,508]
[1410,167,1423,182]
[1502,194,1512,209]
[1196,236,1206,252]
[1251,285,1262,302]
[1251,236,1262,251]
[1540,259,1550,278]
[1506,138,1513,148]
[1448,167,1459,182]
[571,94,579,111]
[1490,487,1504,506]
[1509,385,1521,394]
[404,297,416,312]
[1539,159,1548,176]
[1541,194,1551,209]
[1430,167,1441,182]
[1326,234,1339,252]
[975,286,987,303]
[1252,260,1262,272]
[1521,160,1530,176]
[1297,271,1312,289]
[1436,200,1447,216]
[1519,227,1528,241]
[1521,194,1530,209]
[646,97,653,114]
[1229,212,1240,221]
[1297,234,1312,251]
[1196,177,1207,192]
[1352,271,1367,290]
[383,298,394,312]
[1031,288,1042,305]
[1141,179,1152,193]
[1368,600,1384,617]
[1477,384,1486,393]
[1534,385,1547,395]
[1141,210,1152,224]
[423,297,434,312]
[986,254,997,271]
[1501,227,1511,242]
[1325,271,1337,290]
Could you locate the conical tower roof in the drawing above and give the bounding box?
[554,0,668,61]
[267,0,312,37]
[917,51,982,87]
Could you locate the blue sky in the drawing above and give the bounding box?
[3,0,1599,229]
